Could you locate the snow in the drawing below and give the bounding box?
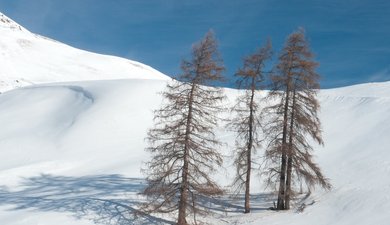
[1,79,390,224]
[0,11,389,225]
[0,12,169,92]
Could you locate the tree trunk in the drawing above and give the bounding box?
[178,84,196,225]
[244,77,256,213]
[285,88,296,210]
[178,171,188,225]
[285,154,293,210]
[277,86,290,210]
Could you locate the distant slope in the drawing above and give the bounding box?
[0,12,169,92]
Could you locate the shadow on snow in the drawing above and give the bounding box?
[0,174,275,224]
[0,174,173,225]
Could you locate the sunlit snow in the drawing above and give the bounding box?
[0,11,389,225]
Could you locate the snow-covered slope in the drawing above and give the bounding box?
[0,79,389,225]
[0,12,168,92]
[0,11,389,225]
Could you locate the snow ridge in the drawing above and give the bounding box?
[0,12,28,32]
[0,11,169,92]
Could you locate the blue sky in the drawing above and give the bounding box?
[0,0,389,88]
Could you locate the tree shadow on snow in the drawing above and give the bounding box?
[0,174,278,224]
[0,174,174,225]
[197,193,274,214]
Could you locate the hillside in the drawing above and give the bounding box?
[0,12,168,92]
[0,79,389,224]
[0,11,389,225]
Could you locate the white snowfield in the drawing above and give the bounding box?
[0,12,389,225]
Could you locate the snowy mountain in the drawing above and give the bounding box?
[0,12,389,225]
[0,12,168,92]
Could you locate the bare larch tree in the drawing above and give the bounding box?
[227,40,272,213]
[263,28,331,210]
[142,31,226,225]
